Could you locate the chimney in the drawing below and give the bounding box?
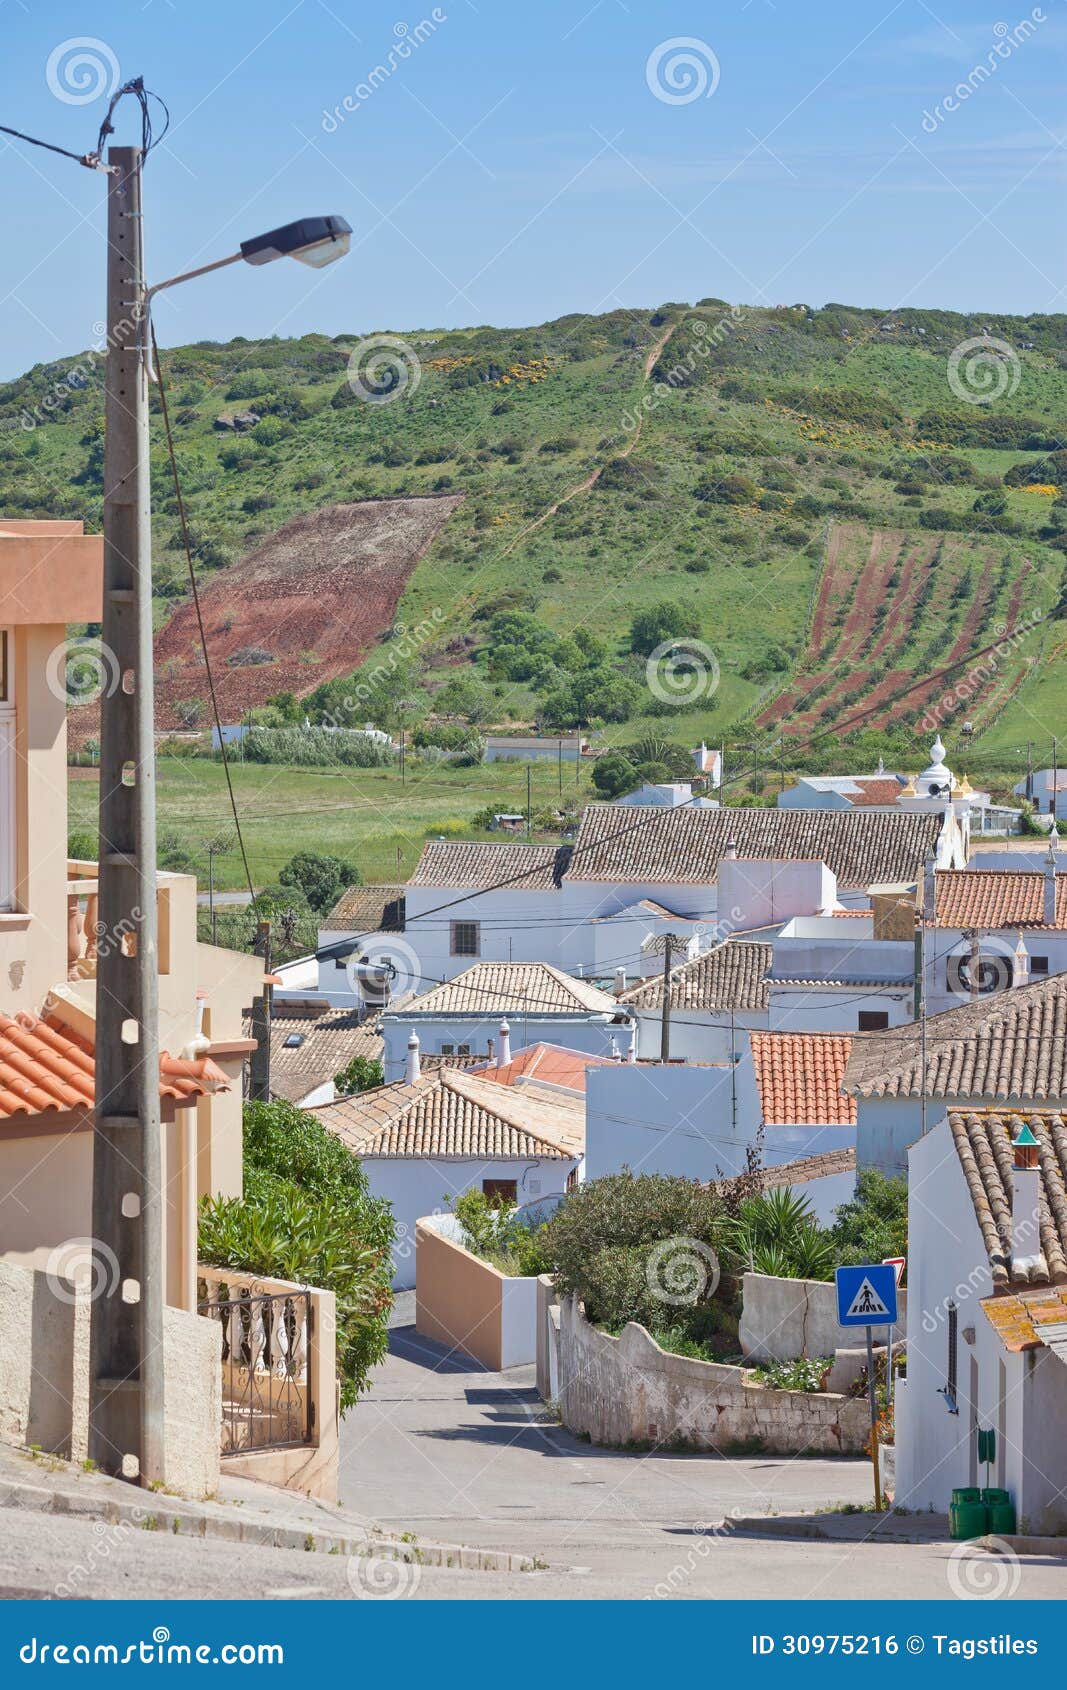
[724,837,738,861]
[497,1018,512,1067]
[1045,829,1059,926]
[610,1035,621,1063]
[614,966,627,995]
[1013,933,1029,990]
[626,1023,638,1064]
[1010,1121,1042,1272]
[486,1036,494,1061]
[405,1029,421,1086]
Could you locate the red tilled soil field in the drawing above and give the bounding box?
[148,494,461,729]
[758,520,1025,737]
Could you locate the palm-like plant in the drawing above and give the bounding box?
[729,1186,835,1281]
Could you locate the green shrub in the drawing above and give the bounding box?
[544,1171,732,1338]
[449,1190,553,1277]
[830,1169,908,1273]
[729,1186,835,1280]
[198,1100,395,1407]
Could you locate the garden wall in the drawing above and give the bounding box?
[416,1216,538,1370]
[555,1294,869,1455]
[739,1271,907,1363]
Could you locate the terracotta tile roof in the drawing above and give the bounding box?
[241,1008,384,1102]
[310,1066,583,1160]
[566,804,942,890]
[407,841,569,891]
[948,1109,1067,1290]
[396,961,619,1016]
[981,1286,1067,1353]
[468,1042,616,1093]
[750,1031,857,1127]
[759,1146,857,1186]
[618,940,772,1013]
[0,1012,230,1118]
[843,974,1067,1101]
[850,778,907,806]
[322,884,405,933]
[934,869,1067,929]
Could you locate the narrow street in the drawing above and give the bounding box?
[334,1321,1065,1600]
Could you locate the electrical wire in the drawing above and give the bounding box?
[0,77,169,174]
[152,324,257,907]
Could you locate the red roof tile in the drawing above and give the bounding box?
[935,869,1066,929]
[0,1013,231,1118]
[469,1042,616,1093]
[751,1031,856,1127]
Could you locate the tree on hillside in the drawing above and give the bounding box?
[591,751,638,799]
[629,602,700,657]
[279,851,360,914]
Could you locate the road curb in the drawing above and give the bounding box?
[0,1475,538,1574]
[722,1514,951,1546]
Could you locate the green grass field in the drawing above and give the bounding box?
[68,755,599,891]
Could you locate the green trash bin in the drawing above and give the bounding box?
[981,1488,1017,1536]
[950,1488,988,1540]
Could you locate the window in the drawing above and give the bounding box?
[440,1042,455,1056]
[283,1033,304,1049]
[1031,956,1049,976]
[943,1301,959,1414]
[456,1042,471,1057]
[450,920,480,958]
[482,1178,517,1204]
[857,1010,889,1032]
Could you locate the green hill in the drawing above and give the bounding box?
[4,298,1067,770]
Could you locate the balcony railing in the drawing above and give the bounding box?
[197,1266,316,1455]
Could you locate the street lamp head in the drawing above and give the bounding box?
[239,214,352,269]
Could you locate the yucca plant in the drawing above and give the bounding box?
[729,1186,835,1281]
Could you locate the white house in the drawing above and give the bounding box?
[895,1106,1067,1534]
[484,734,582,763]
[923,845,1067,1016]
[614,781,717,810]
[379,961,631,1082]
[779,736,1017,843]
[1013,767,1067,821]
[616,937,772,1063]
[584,1055,854,1223]
[692,742,721,787]
[310,1063,583,1288]
[842,972,1067,1178]
[768,909,915,1035]
[303,804,954,1014]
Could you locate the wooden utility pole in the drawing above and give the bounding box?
[89,146,166,1487]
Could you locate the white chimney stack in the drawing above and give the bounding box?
[1011,1123,1042,1273]
[1013,933,1029,990]
[497,1018,512,1068]
[614,966,627,995]
[610,1035,621,1063]
[1045,830,1059,927]
[405,1029,421,1086]
[627,1023,638,1064]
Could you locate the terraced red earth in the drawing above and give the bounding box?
[151,495,462,729]
[757,521,1032,737]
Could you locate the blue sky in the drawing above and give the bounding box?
[1,0,1065,376]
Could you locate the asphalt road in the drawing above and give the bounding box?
[5,1326,1063,1601]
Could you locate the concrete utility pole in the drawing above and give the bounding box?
[659,933,679,1062]
[248,918,273,1103]
[89,145,166,1487]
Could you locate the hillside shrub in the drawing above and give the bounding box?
[830,1169,908,1273]
[279,850,360,914]
[240,726,394,767]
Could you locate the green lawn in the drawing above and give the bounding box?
[68,755,598,890]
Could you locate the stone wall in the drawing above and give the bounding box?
[0,1260,221,1500]
[739,1271,906,1362]
[556,1295,869,1456]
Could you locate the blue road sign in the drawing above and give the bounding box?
[835,1262,898,1327]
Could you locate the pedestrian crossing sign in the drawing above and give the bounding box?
[835,1263,897,1327]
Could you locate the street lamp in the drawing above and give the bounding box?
[90,145,349,1490]
[142,215,352,375]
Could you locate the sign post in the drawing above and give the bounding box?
[835,1264,898,1513]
